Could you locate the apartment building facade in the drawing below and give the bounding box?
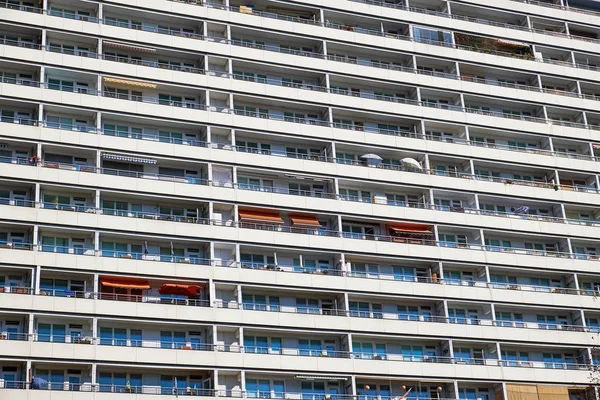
[1,0,600,398]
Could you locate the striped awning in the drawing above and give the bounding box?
[290,215,321,228]
[101,277,150,290]
[239,209,284,224]
[104,41,156,53]
[388,223,433,234]
[103,77,157,88]
[102,153,157,164]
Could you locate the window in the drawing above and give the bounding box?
[296,298,320,314]
[537,315,568,330]
[37,323,66,342]
[244,336,273,354]
[48,78,74,92]
[247,380,272,399]
[349,301,382,318]
[342,224,375,239]
[35,369,65,391]
[41,236,69,253]
[398,305,432,321]
[439,234,468,248]
[413,27,452,44]
[160,331,186,349]
[434,198,462,211]
[339,188,370,202]
[242,294,279,312]
[238,177,273,192]
[353,263,379,278]
[495,311,524,327]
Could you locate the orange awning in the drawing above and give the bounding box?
[101,277,150,290]
[159,284,201,297]
[239,209,284,224]
[290,215,322,228]
[388,223,433,234]
[103,77,157,89]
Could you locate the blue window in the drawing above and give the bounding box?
[247,379,270,398]
[98,372,112,392]
[130,329,142,347]
[129,374,142,393]
[273,381,285,399]
[113,373,126,392]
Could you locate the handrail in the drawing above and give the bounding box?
[6,0,600,75]
[2,270,593,298]
[4,154,600,229]
[216,300,595,332]
[0,331,591,370]
[2,286,598,336]
[202,0,600,49]
[1,189,599,262]
[5,59,600,145]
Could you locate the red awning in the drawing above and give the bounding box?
[158,284,202,297]
[239,209,284,224]
[388,223,433,234]
[101,277,150,290]
[290,215,321,228]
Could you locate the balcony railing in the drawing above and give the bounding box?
[3,278,599,332]
[201,0,600,49]
[2,160,600,261]
[0,332,590,370]
[215,300,596,333]
[3,42,600,136]
[4,153,600,229]
[6,0,600,77]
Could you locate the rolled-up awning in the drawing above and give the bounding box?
[104,41,156,53]
[295,375,348,381]
[494,39,530,48]
[102,153,157,164]
[159,283,201,297]
[103,77,157,89]
[101,276,150,289]
[290,214,321,228]
[239,209,284,224]
[388,223,433,234]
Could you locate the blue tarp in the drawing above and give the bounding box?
[31,377,48,390]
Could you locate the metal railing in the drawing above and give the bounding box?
[5,152,600,224]
[7,0,600,78]
[2,331,590,370]
[4,38,600,136]
[3,159,600,261]
[215,300,596,332]
[202,0,600,49]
